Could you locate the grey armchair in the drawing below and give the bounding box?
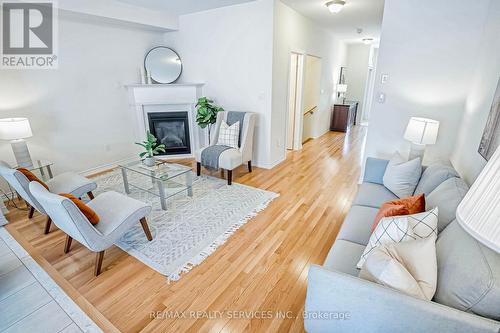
[29,182,153,276]
[195,112,256,185]
[0,161,97,234]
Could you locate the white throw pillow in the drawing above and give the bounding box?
[359,235,438,301]
[357,207,438,269]
[217,120,240,149]
[383,152,422,198]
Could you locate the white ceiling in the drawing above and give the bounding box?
[117,0,256,15]
[117,0,384,42]
[281,0,385,42]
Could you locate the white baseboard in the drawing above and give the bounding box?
[255,156,286,170]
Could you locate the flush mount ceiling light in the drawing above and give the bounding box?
[362,38,374,45]
[325,0,346,13]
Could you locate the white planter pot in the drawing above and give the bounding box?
[143,157,156,167]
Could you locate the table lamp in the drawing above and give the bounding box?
[404,117,439,160]
[337,84,348,104]
[0,118,34,167]
[457,145,500,253]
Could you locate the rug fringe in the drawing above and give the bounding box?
[166,193,279,282]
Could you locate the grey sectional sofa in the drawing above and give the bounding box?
[305,158,500,333]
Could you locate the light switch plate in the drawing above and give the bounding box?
[377,92,386,103]
[381,74,389,84]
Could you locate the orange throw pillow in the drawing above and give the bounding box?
[59,193,100,225]
[372,194,426,232]
[372,204,409,232]
[17,168,49,190]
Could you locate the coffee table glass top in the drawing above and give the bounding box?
[119,160,191,181]
[16,159,53,170]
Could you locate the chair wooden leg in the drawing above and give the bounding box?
[247,161,252,173]
[140,217,153,241]
[196,162,201,176]
[44,217,52,234]
[227,170,233,185]
[87,191,95,200]
[28,206,35,219]
[64,235,72,254]
[94,251,105,276]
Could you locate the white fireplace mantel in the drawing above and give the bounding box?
[126,83,205,159]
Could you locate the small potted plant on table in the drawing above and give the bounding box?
[135,131,166,167]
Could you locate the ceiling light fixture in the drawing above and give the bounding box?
[362,38,374,45]
[325,0,346,13]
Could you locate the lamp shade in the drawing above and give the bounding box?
[337,84,348,93]
[404,117,439,145]
[0,118,33,140]
[457,146,500,253]
[325,0,345,13]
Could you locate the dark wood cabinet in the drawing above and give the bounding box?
[330,101,359,132]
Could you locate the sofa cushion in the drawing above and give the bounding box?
[360,235,438,301]
[414,163,459,196]
[323,239,364,277]
[435,221,500,321]
[383,152,422,198]
[336,205,379,246]
[357,208,439,269]
[372,194,425,231]
[426,177,469,232]
[353,183,398,208]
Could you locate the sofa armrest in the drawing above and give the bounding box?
[305,265,500,333]
[363,157,389,185]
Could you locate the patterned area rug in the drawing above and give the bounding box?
[92,170,278,281]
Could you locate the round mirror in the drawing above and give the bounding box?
[144,47,182,84]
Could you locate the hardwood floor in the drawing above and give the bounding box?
[4,126,367,333]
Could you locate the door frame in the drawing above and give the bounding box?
[285,51,305,151]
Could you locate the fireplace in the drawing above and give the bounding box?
[148,112,191,155]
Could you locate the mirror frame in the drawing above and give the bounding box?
[144,46,183,84]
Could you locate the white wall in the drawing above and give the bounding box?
[272,0,346,165]
[364,0,491,164]
[345,43,371,120]
[0,14,163,177]
[163,0,275,167]
[451,0,500,184]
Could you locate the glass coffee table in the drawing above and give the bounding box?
[118,160,195,210]
[16,159,54,181]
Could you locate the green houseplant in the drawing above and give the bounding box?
[135,131,166,167]
[195,97,224,144]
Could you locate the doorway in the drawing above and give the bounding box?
[360,46,379,124]
[286,53,322,151]
[302,55,322,144]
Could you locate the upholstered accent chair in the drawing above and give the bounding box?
[0,161,97,234]
[195,112,257,185]
[29,182,153,276]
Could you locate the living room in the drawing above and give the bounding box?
[0,0,499,332]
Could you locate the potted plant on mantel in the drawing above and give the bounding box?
[135,131,166,167]
[195,97,224,144]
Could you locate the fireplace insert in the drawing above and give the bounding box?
[147,112,191,155]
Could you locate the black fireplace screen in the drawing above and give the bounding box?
[147,112,191,155]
